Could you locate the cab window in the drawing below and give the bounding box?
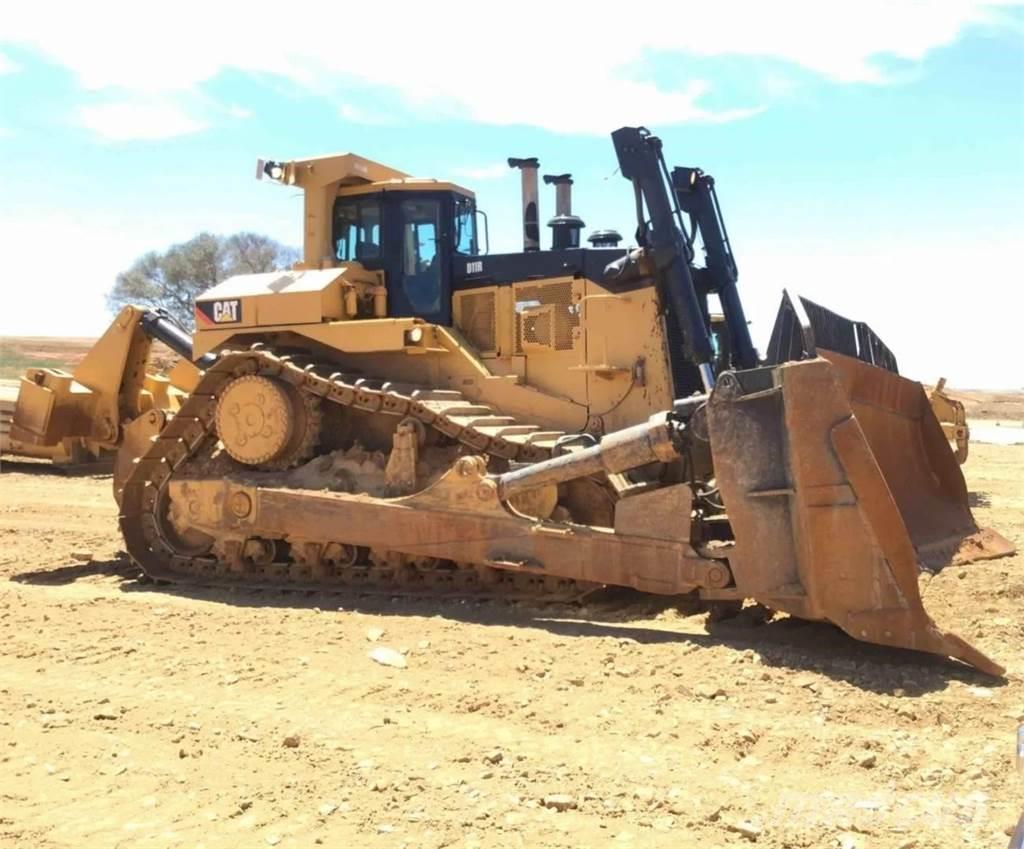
[400,199,441,313]
[453,196,476,255]
[333,199,381,262]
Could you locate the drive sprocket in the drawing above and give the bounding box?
[214,374,321,470]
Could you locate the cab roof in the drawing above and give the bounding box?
[275,152,474,198]
[336,177,475,199]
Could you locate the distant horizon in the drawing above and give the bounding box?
[2,332,1021,394]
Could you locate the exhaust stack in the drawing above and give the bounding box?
[508,157,541,252]
[543,173,585,250]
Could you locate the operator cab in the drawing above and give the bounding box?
[332,186,477,326]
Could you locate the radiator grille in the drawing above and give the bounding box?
[521,305,554,349]
[513,280,578,354]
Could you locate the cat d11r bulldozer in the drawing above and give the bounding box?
[32,126,1017,674]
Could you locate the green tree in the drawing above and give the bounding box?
[107,232,299,327]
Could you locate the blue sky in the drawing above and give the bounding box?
[1,2,1022,387]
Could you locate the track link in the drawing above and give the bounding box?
[119,347,593,600]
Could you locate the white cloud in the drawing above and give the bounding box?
[339,103,397,126]
[226,104,252,120]
[2,1,1013,135]
[75,100,207,141]
[0,50,19,75]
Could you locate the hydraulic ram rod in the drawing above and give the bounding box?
[140,309,218,369]
[493,413,684,500]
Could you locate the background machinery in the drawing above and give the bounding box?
[929,377,971,464]
[6,127,1013,675]
[1,309,207,468]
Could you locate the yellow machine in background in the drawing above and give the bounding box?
[930,377,970,464]
[3,127,1014,677]
[1,307,200,467]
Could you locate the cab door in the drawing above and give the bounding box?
[383,193,452,325]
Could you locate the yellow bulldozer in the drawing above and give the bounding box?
[929,377,971,464]
[0,308,203,467]
[2,127,1013,674]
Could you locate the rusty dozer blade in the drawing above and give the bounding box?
[820,350,1013,569]
[707,355,1014,676]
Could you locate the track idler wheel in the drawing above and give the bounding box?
[215,375,320,469]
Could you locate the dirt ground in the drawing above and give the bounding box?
[0,336,176,380]
[940,389,1024,424]
[0,445,1021,849]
